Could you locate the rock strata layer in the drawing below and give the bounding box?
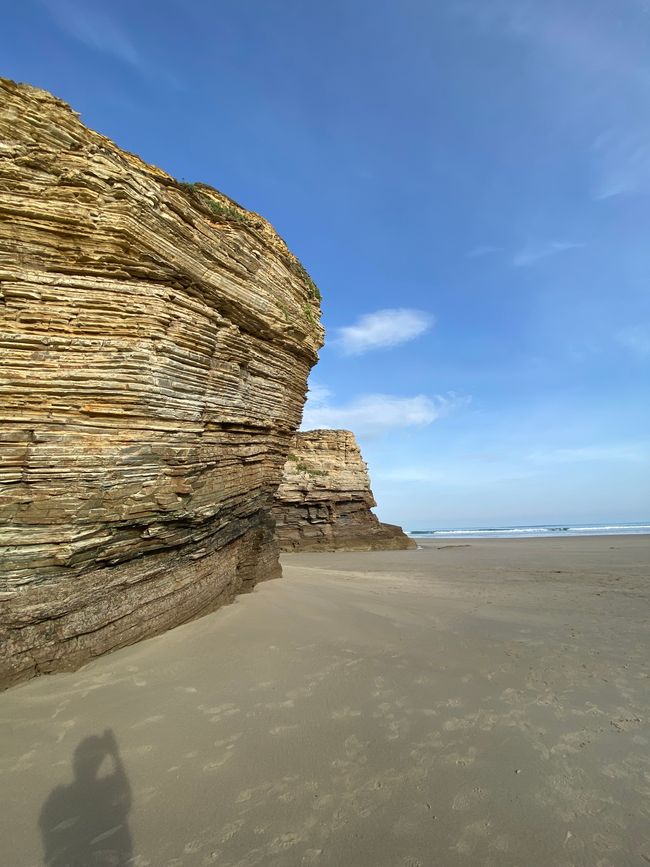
[273,430,415,552]
[0,79,323,688]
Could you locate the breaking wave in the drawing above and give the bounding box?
[409,523,650,539]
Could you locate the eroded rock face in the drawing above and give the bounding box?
[0,79,323,688]
[273,430,415,552]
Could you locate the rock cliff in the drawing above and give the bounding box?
[273,430,415,552]
[0,79,323,688]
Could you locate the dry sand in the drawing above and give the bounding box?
[1,535,649,867]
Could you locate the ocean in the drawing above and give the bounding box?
[408,522,650,540]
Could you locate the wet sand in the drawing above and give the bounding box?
[1,535,649,866]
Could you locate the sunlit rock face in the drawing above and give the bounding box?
[273,429,416,552]
[0,79,323,688]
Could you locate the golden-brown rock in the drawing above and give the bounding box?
[273,430,415,552]
[0,79,323,688]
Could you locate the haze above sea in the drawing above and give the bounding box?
[408,522,650,540]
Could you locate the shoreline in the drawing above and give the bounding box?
[2,534,649,866]
[407,530,650,541]
[408,532,650,542]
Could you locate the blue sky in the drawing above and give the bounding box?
[3,0,649,528]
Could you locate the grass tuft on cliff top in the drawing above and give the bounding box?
[179,181,321,303]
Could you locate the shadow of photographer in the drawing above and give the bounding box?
[39,728,133,866]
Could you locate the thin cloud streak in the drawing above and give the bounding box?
[374,464,536,485]
[467,245,501,259]
[335,308,434,356]
[617,324,650,359]
[526,443,650,465]
[372,442,649,489]
[458,1,650,199]
[591,130,650,199]
[42,0,142,68]
[512,240,585,268]
[457,0,650,84]
[301,390,469,437]
[305,382,334,407]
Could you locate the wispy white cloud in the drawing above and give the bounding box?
[467,245,501,259]
[373,442,649,489]
[372,465,448,483]
[43,0,141,68]
[373,463,536,485]
[305,382,333,407]
[526,443,649,465]
[591,130,650,199]
[457,1,650,200]
[456,0,650,82]
[512,240,585,268]
[452,0,536,38]
[301,388,469,437]
[617,324,650,359]
[334,308,434,356]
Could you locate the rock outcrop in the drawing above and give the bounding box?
[0,79,323,688]
[273,430,415,552]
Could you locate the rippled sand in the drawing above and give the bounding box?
[1,535,649,866]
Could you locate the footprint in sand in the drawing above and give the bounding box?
[131,714,164,729]
[279,790,297,803]
[344,734,368,760]
[464,819,492,837]
[440,746,478,768]
[220,820,244,842]
[269,832,301,853]
[269,724,300,735]
[55,719,76,743]
[264,699,295,710]
[489,834,510,853]
[184,839,203,854]
[203,753,233,772]
[452,786,486,811]
[199,703,238,715]
[330,707,362,719]
[214,733,242,748]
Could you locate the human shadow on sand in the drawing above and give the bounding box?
[39,728,133,867]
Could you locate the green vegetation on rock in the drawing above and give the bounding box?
[179,180,321,311]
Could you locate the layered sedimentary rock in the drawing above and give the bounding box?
[273,430,415,551]
[0,79,323,688]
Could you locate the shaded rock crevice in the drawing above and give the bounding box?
[0,79,323,688]
[273,430,415,552]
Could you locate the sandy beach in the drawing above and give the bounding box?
[1,535,649,867]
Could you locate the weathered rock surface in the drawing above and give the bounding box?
[0,79,323,688]
[273,430,416,552]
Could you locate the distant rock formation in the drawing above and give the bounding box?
[0,79,323,688]
[273,430,416,552]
